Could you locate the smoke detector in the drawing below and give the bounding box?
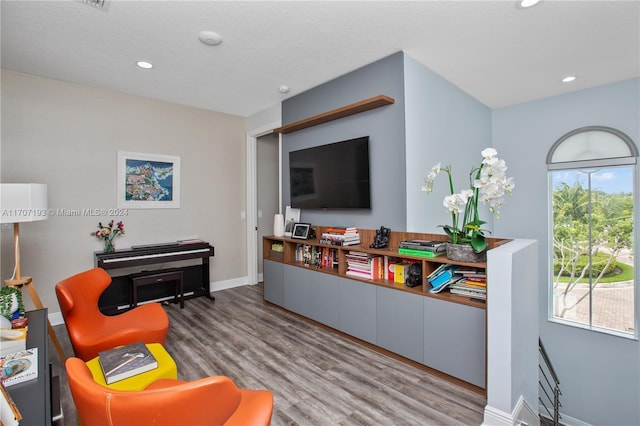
[198,31,223,47]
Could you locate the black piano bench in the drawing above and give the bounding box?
[129,269,184,309]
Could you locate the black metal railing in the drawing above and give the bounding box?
[539,338,562,425]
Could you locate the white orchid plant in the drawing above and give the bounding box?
[422,148,515,253]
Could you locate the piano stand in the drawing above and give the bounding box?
[95,243,215,311]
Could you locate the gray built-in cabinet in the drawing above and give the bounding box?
[263,227,507,390]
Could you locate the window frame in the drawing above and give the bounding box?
[547,126,638,338]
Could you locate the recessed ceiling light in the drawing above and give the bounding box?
[562,76,576,83]
[136,61,153,69]
[278,85,290,94]
[198,31,223,46]
[519,0,541,8]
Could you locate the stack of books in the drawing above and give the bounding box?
[319,227,360,246]
[427,265,487,300]
[294,244,338,269]
[427,264,460,293]
[398,240,446,258]
[448,268,487,300]
[345,251,383,280]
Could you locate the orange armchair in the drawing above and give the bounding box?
[55,267,169,361]
[66,357,274,426]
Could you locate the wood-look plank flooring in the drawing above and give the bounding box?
[49,283,485,425]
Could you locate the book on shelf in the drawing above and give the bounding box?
[98,341,158,384]
[320,233,360,241]
[456,278,487,288]
[398,240,446,252]
[449,288,487,300]
[393,262,409,284]
[385,257,400,281]
[449,287,486,297]
[427,265,460,291]
[0,348,38,387]
[319,234,361,246]
[426,263,449,280]
[397,247,445,258]
[0,328,27,357]
[325,227,357,234]
[347,253,383,280]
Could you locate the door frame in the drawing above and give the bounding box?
[246,121,281,285]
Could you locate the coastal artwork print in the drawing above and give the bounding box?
[117,152,181,209]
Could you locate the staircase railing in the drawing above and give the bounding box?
[539,338,562,425]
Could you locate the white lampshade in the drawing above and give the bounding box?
[0,183,48,223]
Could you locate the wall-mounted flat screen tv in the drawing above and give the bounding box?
[289,136,371,210]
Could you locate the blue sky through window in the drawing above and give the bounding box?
[552,166,634,194]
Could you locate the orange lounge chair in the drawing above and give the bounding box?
[55,267,169,361]
[66,357,274,426]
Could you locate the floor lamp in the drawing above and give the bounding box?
[1,183,66,361]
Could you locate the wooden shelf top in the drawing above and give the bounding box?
[274,94,395,134]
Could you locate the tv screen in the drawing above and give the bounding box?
[289,136,371,210]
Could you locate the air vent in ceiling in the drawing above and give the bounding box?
[79,0,110,11]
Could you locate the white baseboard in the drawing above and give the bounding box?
[48,276,257,326]
[209,276,252,292]
[483,396,538,426]
[483,405,513,426]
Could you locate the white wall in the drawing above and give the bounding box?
[484,239,539,425]
[1,70,248,314]
[403,54,493,234]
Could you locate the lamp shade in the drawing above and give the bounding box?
[0,183,48,223]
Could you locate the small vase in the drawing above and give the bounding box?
[446,243,486,263]
[273,214,285,237]
[104,240,115,253]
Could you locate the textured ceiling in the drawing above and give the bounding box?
[1,0,638,117]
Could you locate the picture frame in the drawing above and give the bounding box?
[284,205,300,237]
[291,223,311,240]
[117,151,180,209]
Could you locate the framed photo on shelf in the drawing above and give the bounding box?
[284,205,300,237]
[117,151,180,209]
[291,223,311,240]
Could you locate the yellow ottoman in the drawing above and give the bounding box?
[86,343,177,391]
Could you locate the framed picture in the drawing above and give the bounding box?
[284,205,300,237]
[117,151,180,209]
[291,223,311,240]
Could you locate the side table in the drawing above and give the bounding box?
[85,343,177,391]
[6,309,52,426]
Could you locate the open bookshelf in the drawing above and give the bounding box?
[264,226,509,309]
[262,226,512,391]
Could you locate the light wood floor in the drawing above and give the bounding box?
[49,283,486,425]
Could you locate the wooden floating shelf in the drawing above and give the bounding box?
[274,94,395,134]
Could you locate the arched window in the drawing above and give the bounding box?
[547,126,637,336]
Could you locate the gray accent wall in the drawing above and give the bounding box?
[281,52,406,230]
[492,78,640,426]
